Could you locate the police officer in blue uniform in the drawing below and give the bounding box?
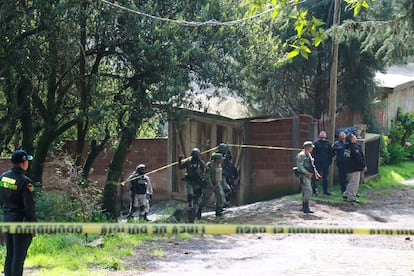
[313,131,333,195]
[333,131,347,193]
[0,150,37,276]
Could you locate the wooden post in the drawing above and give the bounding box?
[328,0,341,187]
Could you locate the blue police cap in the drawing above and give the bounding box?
[11,150,33,164]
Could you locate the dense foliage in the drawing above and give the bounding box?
[0,0,412,217]
[382,108,414,165]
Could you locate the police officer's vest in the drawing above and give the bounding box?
[131,175,147,194]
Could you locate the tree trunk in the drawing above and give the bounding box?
[19,78,34,154]
[83,135,109,179]
[30,128,54,183]
[103,125,139,218]
[75,0,89,167]
[103,85,144,218]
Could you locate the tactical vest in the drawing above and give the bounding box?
[187,162,201,178]
[214,166,223,183]
[131,176,147,194]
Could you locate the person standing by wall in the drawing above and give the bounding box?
[313,131,333,195]
[0,150,37,276]
[343,134,367,203]
[295,142,321,213]
[126,164,153,221]
[333,131,347,193]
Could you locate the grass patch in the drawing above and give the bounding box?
[26,233,142,271]
[0,231,166,275]
[310,162,414,204]
[364,161,414,189]
[0,225,194,275]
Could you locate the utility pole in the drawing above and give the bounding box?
[328,0,341,187]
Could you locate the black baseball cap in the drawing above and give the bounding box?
[11,150,33,164]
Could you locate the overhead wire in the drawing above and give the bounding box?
[98,0,308,27]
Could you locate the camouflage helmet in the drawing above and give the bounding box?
[217,143,230,154]
[136,164,146,173]
[212,152,225,160]
[191,148,201,159]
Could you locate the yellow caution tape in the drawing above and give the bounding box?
[0,223,413,235]
[120,143,302,186]
[120,146,218,185]
[228,144,302,151]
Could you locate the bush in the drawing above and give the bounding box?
[36,192,78,222]
[383,108,414,165]
[379,135,390,165]
[38,153,106,222]
[386,143,408,165]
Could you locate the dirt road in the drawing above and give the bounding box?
[111,186,414,276]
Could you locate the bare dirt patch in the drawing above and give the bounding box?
[104,187,414,276]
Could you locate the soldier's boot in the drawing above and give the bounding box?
[223,189,231,208]
[303,202,314,214]
[138,205,146,220]
[196,207,202,220]
[187,194,193,208]
[143,212,151,222]
[126,207,136,219]
[215,207,223,217]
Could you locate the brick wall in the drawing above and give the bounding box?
[0,139,169,206]
[245,115,317,203]
[2,111,364,206]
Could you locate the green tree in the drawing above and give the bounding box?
[227,0,383,124]
[336,0,414,64]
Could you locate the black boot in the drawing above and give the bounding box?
[303,202,314,214]
[215,207,223,217]
[127,207,136,219]
[223,189,231,208]
[196,207,202,220]
[143,213,151,222]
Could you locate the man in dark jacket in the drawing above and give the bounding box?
[313,131,333,195]
[343,134,367,202]
[0,150,37,276]
[333,131,347,193]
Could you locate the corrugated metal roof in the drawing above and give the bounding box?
[375,62,414,90]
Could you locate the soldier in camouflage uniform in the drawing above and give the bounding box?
[222,154,238,207]
[215,143,234,207]
[197,153,226,219]
[126,164,153,221]
[295,141,321,213]
[178,148,206,208]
